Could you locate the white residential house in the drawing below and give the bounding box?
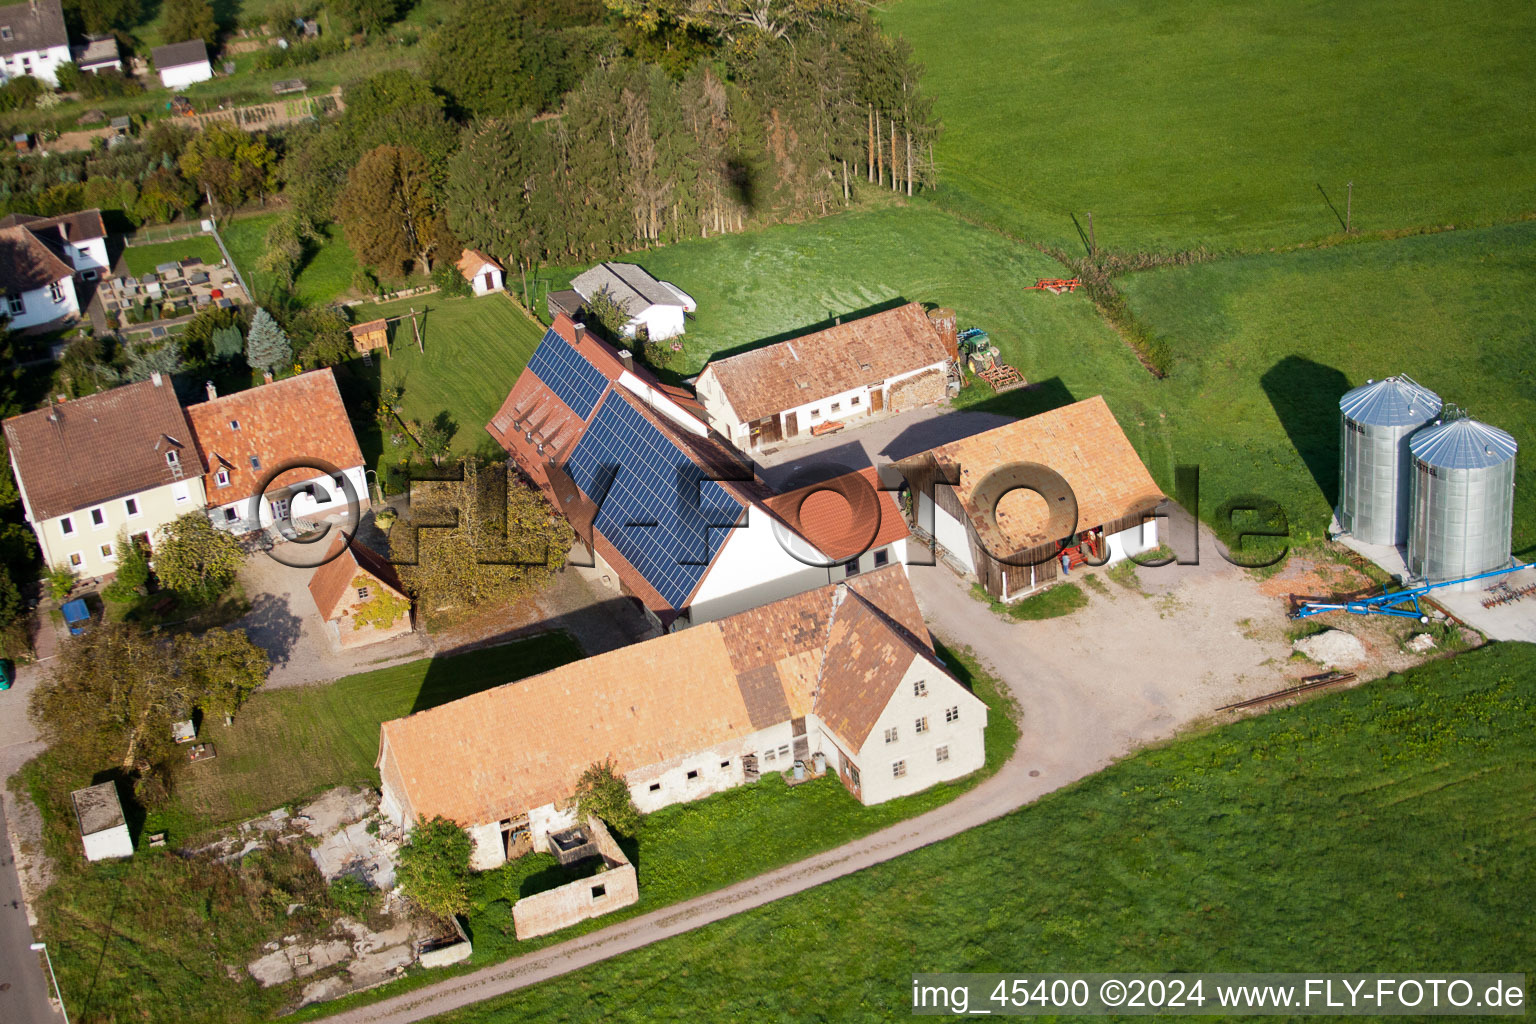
[151,39,212,89]
[457,248,504,296]
[0,0,70,86]
[897,395,1165,601]
[3,374,207,580]
[0,223,77,328]
[377,567,988,869]
[570,261,694,341]
[694,302,953,451]
[0,208,111,279]
[487,316,914,633]
[186,370,368,535]
[73,33,121,74]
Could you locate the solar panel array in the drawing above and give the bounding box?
[525,329,608,419]
[565,395,743,608]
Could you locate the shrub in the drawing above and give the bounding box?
[574,758,639,835]
[45,563,76,602]
[396,816,473,922]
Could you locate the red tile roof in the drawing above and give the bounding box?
[308,533,407,621]
[186,369,363,501]
[378,566,940,826]
[763,467,910,562]
[457,249,503,280]
[698,302,950,423]
[3,377,201,520]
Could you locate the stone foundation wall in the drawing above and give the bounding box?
[512,818,638,940]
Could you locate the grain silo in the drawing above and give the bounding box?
[1337,375,1442,545]
[1407,416,1518,587]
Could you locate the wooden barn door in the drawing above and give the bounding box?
[784,411,799,438]
[870,388,885,412]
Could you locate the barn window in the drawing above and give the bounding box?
[830,401,841,413]
[686,769,699,781]
[884,727,898,744]
[852,395,862,407]
[720,760,730,769]
[591,884,606,899]
[648,782,660,792]
[764,748,776,762]
[874,548,890,568]
[892,760,906,779]
[777,744,790,758]
[356,586,370,600]
[945,705,960,723]
[936,746,950,763]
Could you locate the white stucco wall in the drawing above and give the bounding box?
[922,491,976,573]
[32,478,204,579]
[158,60,212,89]
[466,263,502,296]
[208,466,367,534]
[627,304,685,341]
[66,235,110,274]
[0,43,70,85]
[82,823,134,861]
[849,657,988,806]
[5,277,78,329]
[1105,516,1158,563]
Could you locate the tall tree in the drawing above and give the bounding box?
[62,0,141,37]
[335,144,441,278]
[173,628,269,720]
[161,0,218,44]
[178,123,279,209]
[153,511,246,603]
[245,307,292,374]
[329,0,402,35]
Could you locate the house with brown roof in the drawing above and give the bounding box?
[186,369,367,535]
[456,249,503,296]
[694,302,953,451]
[487,315,912,631]
[308,534,413,649]
[376,566,987,868]
[0,209,110,278]
[896,396,1165,601]
[3,373,206,579]
[0,0,70,86]
[0,209,109,330]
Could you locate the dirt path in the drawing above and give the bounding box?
[315,539,1306,1024]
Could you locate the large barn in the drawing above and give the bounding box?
[897,396,1164,600]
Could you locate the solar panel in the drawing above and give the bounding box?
[565,395,743,609]
[525,328,607,419]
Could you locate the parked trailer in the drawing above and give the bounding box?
[1290,562,1533,623]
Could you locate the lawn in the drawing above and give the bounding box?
[338,293,550,481]
[221,213,360,306]
[1116,221,1536,556]
[163,632,585,832]
[21,639,1017,1024]
[120,234,226,276]
[882,0,1536,252]
[424,639,1536,1022]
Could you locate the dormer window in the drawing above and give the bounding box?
[0,28,12,41]
[215,468,230,488]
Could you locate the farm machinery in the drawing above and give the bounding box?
[957,327,1026,393]
[1290,562,1533,623]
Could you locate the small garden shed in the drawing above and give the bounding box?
[307,535,413,649]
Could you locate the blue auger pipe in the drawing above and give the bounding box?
[1291,561,1534,622]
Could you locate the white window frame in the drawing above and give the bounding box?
[884,726,898,744]
[915,716,929,734]
[945,705,959,723]
[99,542,116,561]
[68,551,84,567]
[936,745,950,763]
[913,679,926,697]
[89,506,107,530]
[59,515,74,535]
[892,760,907,779]
[49,280,64,304]
[6,294,23,316]
[124,497,141,518]
[165,449,179,466]
[215,468,231,488]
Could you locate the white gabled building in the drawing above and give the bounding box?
[151,39,212,89]
[456,248,504,296]
[570,261,694,341]
[0,0,70,86]
[377,566,988,869]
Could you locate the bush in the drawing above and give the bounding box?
[432,258,472,299]
[328,875,378,918]
[396,816,473,922]
[0,75,44,112]
[574,758,639,835]
[45,563,76,601]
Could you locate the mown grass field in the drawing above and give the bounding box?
[1117,221,1536,555]
[119,235,225,276]
[425,641,1536,1023]
[883,0,1536,252]
[222,213,360,306]
[338,293,549,479]
[21,640,1017,1024]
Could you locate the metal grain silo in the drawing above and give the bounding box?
[1337,375,1442,545]
[1407,417,1518,588]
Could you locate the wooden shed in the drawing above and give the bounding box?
[349,318,389,356]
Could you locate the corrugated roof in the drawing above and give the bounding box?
[378,566,939,826]
[1339,375,1442,428]
[186,369,364,502]
[899,396,1163,554]
[1409,417,1517,470]
[698,303,949,423]
[3,377,202,520]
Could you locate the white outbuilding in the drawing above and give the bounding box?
[72,781,133,861]
[151,39,212,89]
[570,261,693,341]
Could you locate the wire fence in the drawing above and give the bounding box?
[117,222,210,247]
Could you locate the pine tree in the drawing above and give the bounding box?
[245,308,292,375]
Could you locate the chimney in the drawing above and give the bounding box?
[151,371,162,387]
[205,380,217,401]
[57,222,69,242]
[262,370,274,385]
[616,349,634,372]
[572,321,586,344]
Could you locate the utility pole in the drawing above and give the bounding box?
[1087,211,1096,255]
[1345,181,1353,234]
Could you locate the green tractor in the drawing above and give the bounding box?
[958,327,1000,374]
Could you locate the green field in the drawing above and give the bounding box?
[164,632,584,832]
[883,0,1536,252]
[340,292,549,480]
[426,640,1536,1022]
[1118,221,1536,555]
[120,235,226,276]
[222,213,361,306]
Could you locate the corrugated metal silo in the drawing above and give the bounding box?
[1407,417,1518,587]
[1337,375,1442,545]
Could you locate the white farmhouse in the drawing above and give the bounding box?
[1,208,111,278]
[4,374,207,580]
[377,566,988,869]
[0,0,70,86]
[694,302,953,452]
[570,261,693,341]
[0,223,77,328]
[72,781,133,861]
[151,39,212,89]
[186,370,368,535]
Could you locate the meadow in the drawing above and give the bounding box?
[222,213,360,307]
[882,0,1536,252]
[426,641,1536,1022]
[119,234,225,276]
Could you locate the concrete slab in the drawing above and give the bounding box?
[296,787,375,836]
